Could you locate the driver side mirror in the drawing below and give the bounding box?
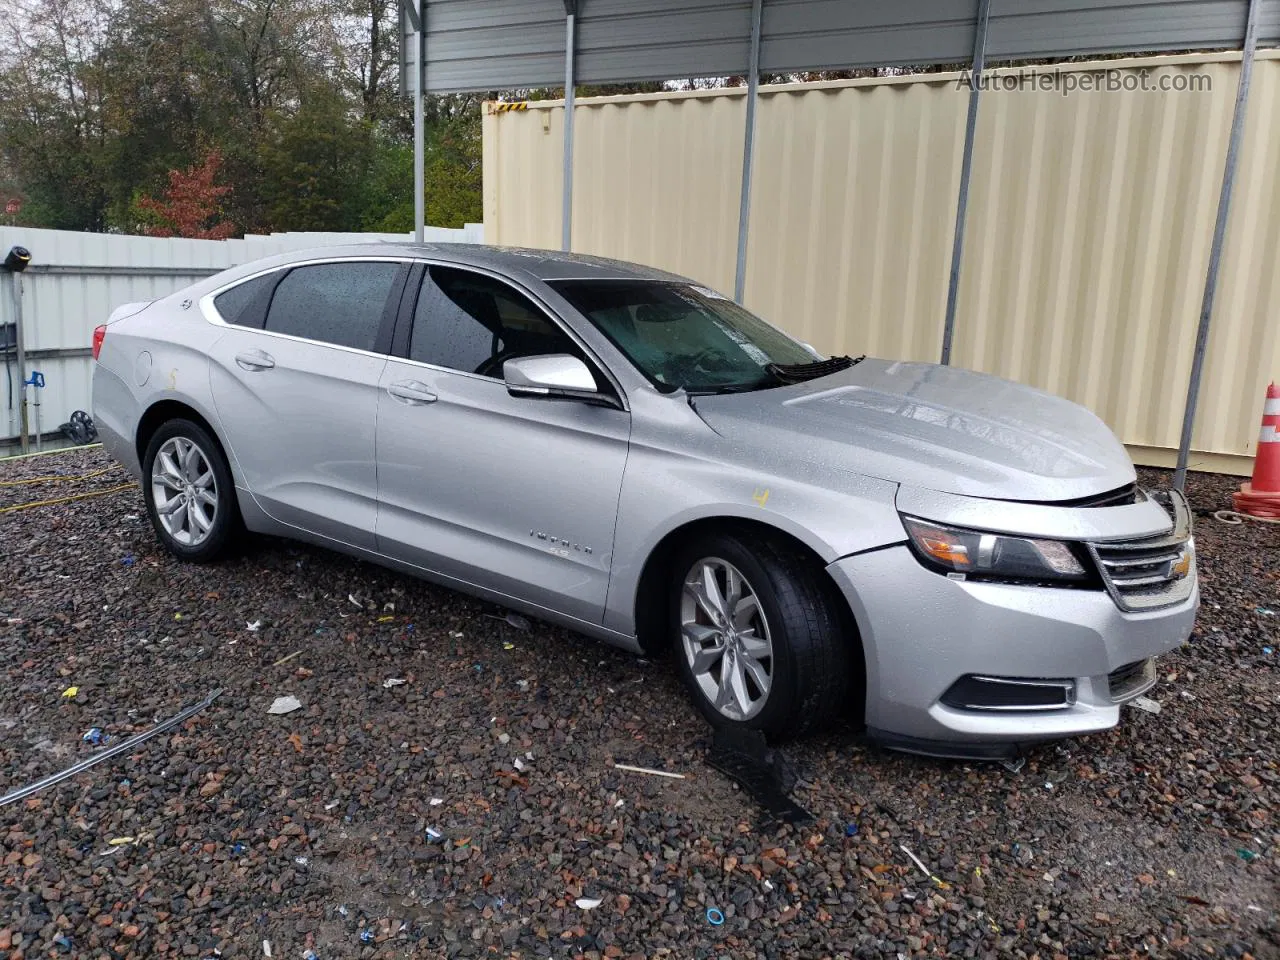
[504,354,612,405]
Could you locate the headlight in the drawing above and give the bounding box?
[901,516,1095,585]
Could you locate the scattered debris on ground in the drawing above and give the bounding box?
[0,686,220,809]
[0,448,1276,957]
[612,762,686,780]
[706,727,812,825]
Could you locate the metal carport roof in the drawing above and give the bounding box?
[404,0,1280,93]
[399,0,1280,488]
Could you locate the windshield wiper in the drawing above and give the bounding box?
[684,377,778,397]
[683,353,864,397]
[765,354,863,385]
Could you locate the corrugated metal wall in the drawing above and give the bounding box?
[483,51,1280,474]
[0,224,483,446]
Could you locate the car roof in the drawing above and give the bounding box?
[264,242,693,284]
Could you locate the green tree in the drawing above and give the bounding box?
[0,0,486,236]
[365,111,481,231]
[257,97,372,231]
[0,0,113,229]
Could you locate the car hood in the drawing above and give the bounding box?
[690,358,1135,502]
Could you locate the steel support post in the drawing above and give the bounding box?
[414,0,426,243]
[1173,0,1260,491]
[940,0,991,365]
[733,0,764,304]
[561,4,578,251]
[11,272,28,454]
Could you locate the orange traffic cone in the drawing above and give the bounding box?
[1231,382,1280,518]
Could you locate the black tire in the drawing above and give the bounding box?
[670,529,859,740]
[141,418,241,562]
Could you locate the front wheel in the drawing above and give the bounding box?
[142,419,240,562]
[670,530,858,740]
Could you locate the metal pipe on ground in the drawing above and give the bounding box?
[0,689,222,808]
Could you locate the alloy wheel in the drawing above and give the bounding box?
[679,557,774,720]
[151,436,218,547]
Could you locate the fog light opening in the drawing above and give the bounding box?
[941,675,1076,712]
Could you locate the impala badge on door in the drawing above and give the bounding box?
[531,530,593,556]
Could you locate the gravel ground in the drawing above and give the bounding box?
[0,446,1276,960]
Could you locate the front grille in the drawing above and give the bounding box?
[1089,490,1194,612]
[1108,658,1156,701]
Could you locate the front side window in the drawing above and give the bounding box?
[410,266,584,379]
[547,279,815,393]
[263,262,400,351]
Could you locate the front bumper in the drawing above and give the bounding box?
[827,545,1197,756]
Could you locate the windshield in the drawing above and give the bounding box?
[547,279,818,393]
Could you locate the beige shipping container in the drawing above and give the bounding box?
[483,51,1280,475]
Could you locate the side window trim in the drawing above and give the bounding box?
[392,260,628,408]
[212,256,407,358]
[202,256,415,359]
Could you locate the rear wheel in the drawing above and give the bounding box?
[670,530,857,739]
[142,419,240,562]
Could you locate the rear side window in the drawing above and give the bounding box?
[264,262,400,351]
[213,273,276,327]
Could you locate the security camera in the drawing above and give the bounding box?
[4,246,31,272]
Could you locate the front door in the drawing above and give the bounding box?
[207,259,405,548]
[374,265,630,624]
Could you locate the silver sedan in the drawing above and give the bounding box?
[92,244,1197,756]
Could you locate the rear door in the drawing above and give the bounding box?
[374,264,631,624]
[206,258,407,548]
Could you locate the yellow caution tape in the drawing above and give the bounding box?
[0,482,137,514]
[0,468,115,487]
[0,443,103,463]
[492,101,529,114]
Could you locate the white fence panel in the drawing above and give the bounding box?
[0,224,483,446]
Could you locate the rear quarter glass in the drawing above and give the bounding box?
[213,272,278,328]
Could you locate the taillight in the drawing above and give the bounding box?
[92,324,106,361]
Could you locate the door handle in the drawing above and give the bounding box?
[388,380,438,404]
[235,350,275,371]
